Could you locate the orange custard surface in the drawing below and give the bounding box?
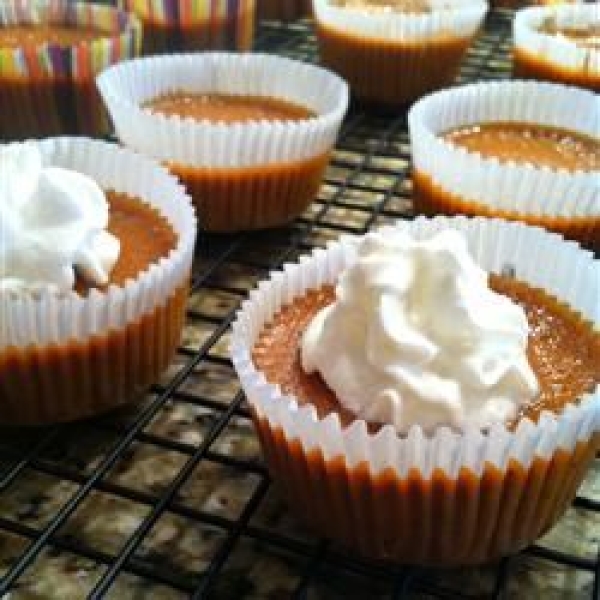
[442,122,600,173]
[144,92,315,123]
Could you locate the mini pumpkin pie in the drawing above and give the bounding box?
[118,0,255,55]
[408,80,600,251]
[514,4,599,92]
[231,217,600,566]
[0,0,141,140]
[0,139,196,426]
[98,53,348,232]
[312,0,487,107]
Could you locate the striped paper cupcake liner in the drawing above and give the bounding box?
[118,0,255,54]
[0,0,141,138]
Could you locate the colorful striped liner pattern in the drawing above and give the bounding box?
[119,0,254,53]
[0,0,141,137]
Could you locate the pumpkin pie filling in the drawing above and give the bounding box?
[144,92,316,123]
[76,191,177,294]
[442,122,600,173]
[143,92,329,232]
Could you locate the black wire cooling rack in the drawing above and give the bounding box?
[1,11,599,600]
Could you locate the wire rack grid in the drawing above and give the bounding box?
[1,11,599,600]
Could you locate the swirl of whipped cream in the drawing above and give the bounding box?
[301,229,539,433]
[1,143,120,293]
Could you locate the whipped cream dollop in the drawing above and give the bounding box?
[1,143,120,293]
[301,229,539,433]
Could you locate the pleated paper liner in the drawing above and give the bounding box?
[98,53,348,232]
[230,216,600,566]
[0,0,141,139]
[169,152,331,232]
[312,0,487,107]
[513,4,600,92]
[0,138,197,426]
[413,176,600,252]
[118,0,255,55]
[408,81,599,251]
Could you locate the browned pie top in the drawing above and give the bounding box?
[0,24,107,48]
[442,122,600,172]
[144,93,316,124]
[75,191,177,295]
[331,0,431,14]
[539,19,600,50]
[253,275,600,431]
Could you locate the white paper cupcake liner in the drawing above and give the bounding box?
[0,137,197,350]
[312,0,487,43]
[97,52,348,169]
[514,4,600,77]
[231,216,599,482]
[408,81,599,218]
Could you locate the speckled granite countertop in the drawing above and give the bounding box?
[1,374,599,599]
[1,12,599,600]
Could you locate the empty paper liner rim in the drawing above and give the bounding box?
[97,52,349,168]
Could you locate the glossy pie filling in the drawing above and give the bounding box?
[75,191,176,295]
[253,275,600,430]
[144,92,315,124]
[442,122,600,173]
